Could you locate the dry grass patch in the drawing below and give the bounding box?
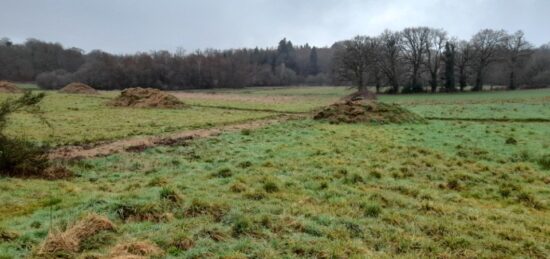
[37,214,115,256]
[109,240,163,259]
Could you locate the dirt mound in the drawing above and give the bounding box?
[314,100,425,124]
[110,87,184,108]
[109,240,164,258]
[59,82,98,94]
[0,81,23,93]
[38,214,115,256]
[342,90,377,101]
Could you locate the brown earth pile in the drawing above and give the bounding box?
[59,82,98,94]
[110,87,184,108]
[314,100,425,124]
[0,81,23,93]
[38,214,115,256]
[342,90,378,101]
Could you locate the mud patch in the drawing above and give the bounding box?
[314,100,425,124]
[0,81,23,93]
[59,82,98,94]
[110,87,184,108]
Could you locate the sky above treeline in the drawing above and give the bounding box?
[1,0,548,54]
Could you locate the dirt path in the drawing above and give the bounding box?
[49,114,304,160]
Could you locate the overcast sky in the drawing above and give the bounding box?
[1,0,548,54]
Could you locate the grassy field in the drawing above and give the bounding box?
[0,92,276,146]
[0,87,549,258]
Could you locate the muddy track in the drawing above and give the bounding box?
[49,114,305,160]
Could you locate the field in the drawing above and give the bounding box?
[0,87,549,258]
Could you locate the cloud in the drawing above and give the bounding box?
[0,0,547,54]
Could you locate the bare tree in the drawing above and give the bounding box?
[402,27,430,92]
[502,30,533,89]
[376,30,403,93]
[334,36,370,91]
[424,28,448,92]
[470,29,506,91]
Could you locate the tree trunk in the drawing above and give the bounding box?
[411,66,421,92]
[459,67,467,91]
[430,72,438,93]
[509,70,516,90]
[473,68,483,91]
[357,72,365,92]
[391,77,399,94]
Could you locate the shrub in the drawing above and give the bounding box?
[0,92,68,179]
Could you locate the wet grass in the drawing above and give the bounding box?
[0,87,549,257]
[0,92,275,146]
[1,119,548,258]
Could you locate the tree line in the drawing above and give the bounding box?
[0,38,334,90]
[335,28,550,93]
[0,27,549,92]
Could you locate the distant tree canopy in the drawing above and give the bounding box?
[333,28,549,92]
[0,28,549,92]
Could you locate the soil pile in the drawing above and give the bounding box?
[0,81,23,93]
[342,90,378,101]
[59,82,98,94]
[314,100,425,124]
[110,87,184,108]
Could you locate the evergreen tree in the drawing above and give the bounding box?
[444,41,456,91]
[309,47,319,75]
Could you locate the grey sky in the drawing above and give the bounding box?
[1,0,548,54]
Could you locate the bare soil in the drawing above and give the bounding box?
[110,87,184,108]
[342,90,378,101]
[314,100,425,124]
[0,81,23,93]
[59,82,98,94]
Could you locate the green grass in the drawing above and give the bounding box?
[380,88,550,119]
[0,87,549,258]
[0,92,276,146]
[181,86,354,113]
[14,82,40,90]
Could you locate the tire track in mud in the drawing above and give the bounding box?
[49,114,305,160]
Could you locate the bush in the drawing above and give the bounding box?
[0,92,66,178]
[0,136,49,177]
